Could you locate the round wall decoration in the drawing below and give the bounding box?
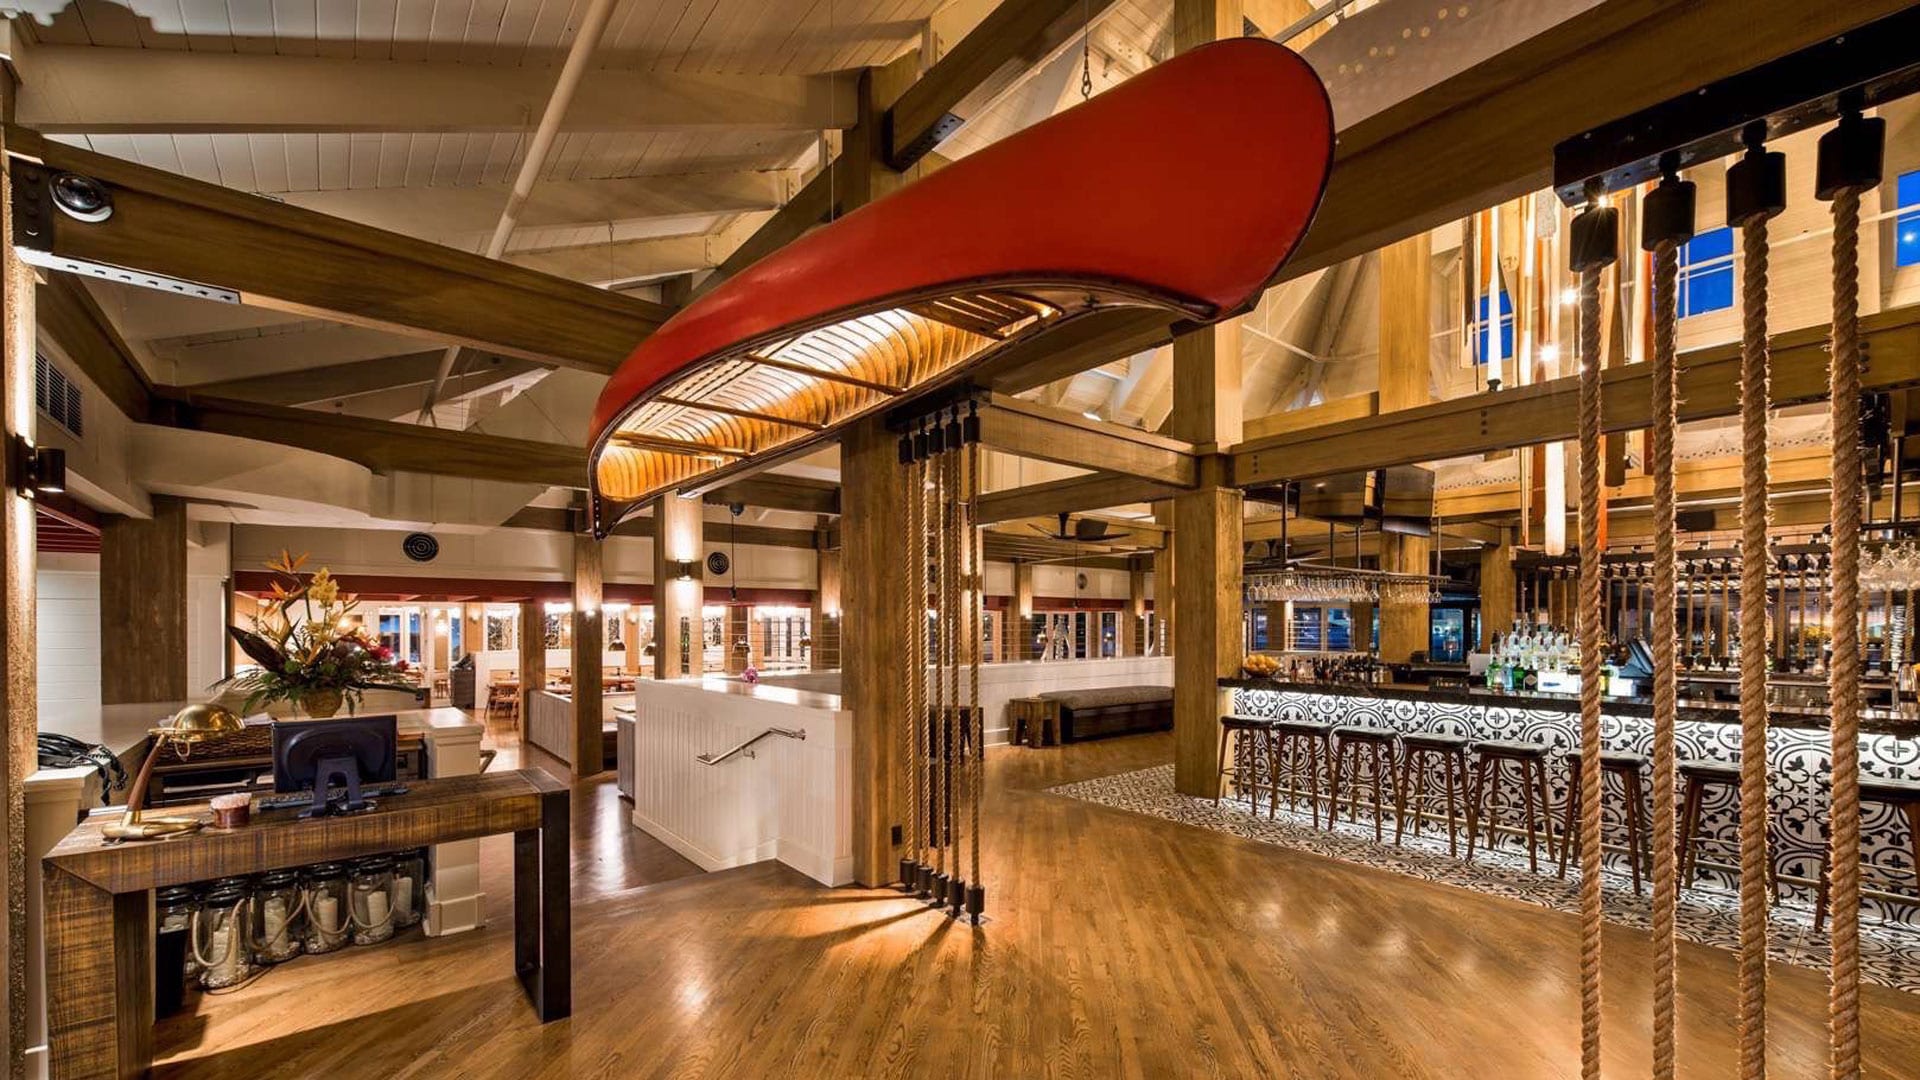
[1077,572,1089,589]
[402,532,440,562]
[706,551,731,577]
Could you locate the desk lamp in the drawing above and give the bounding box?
[103,704,245,841]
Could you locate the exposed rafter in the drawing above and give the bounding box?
[190,351,540,409]
[13,45,859,135]
[7,125,671,374]
[977,394,1198,487]
[976,471,1183,525]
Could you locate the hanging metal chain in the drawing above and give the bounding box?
[1079,0,1093,100]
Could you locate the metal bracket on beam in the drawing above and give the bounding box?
[884,109,964,172]
[1551,5,1920,205]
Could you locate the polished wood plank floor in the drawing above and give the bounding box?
[153,726,1920,1078]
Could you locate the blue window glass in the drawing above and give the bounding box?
[1897,171,1920,269]
[1473,290,1514,364]
[1679,226,1734,317]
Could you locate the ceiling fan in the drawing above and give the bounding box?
[1030,512,1127,544]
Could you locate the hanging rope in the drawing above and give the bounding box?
[1570,185,1614,1080]
[930,428,947,893]
[1729,124,1785,1080]
[1643,157,1693,1080]
[968,432,985,918]
[907,428,928,893]
[946,432,965,911]
[1818,101,1881,1080]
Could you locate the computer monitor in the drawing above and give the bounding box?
[272,715,398,818]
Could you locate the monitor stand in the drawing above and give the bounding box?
[301,755,375,819]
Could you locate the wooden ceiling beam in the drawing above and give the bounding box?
[884,0,1107,170]
[1234,305,1920,486]
[170,393,586,488]
[700,475,842,516]
[977,394,1197,487]
[13,45,858,135]
[6,125,670,374]
[191,350,539,408]
[977,472,1184,524]
[35,271,157,420]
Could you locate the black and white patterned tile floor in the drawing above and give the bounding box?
[1049,764,1920,994]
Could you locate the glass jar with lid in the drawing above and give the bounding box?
[390,849,426,930]
[192,880,254,989]
[302,862,351,955]
[348,856,396,946]
[157,886,200,979]
[250,869,305,963]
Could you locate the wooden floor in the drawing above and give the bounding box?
[153,725,1920,1078]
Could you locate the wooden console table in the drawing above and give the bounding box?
[41,769,570,1080]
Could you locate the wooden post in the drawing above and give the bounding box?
[1013,562,1036,660]
[1121,563,1147,657]
[1152,501,1175,655]
[569,533,604,778]
[99,496,188,703]
[841,414,907,886]
[517,600,546,724]
[724,605,750,674]
[2,111,39,1077]
[1479,530,1517,649]
[1374,232,1435,662]
[1378,532,1433,662]
[810,526,841,671]
[651,493,702,680]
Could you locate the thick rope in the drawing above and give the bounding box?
[901,458,918,877]
[1827,185,1863,1080]
[909,452,927,873]
[931,448,947,881]
[1737,214,1772,1080]
[1650,238,1680,1080]
[946,446,963,879]
[1576,261,1606,1080]
[968,437,984,890]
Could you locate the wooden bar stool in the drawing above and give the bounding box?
[1329,726,1397,842]
[1394,732,1471,855]
[1466,739,1557,873]
[1270,714,1334,828]
[1814,775,1920,931]
[1678,758,1780,900]
[1216,715,1278,815]
[1556,749,1652,894]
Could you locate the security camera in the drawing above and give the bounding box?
[50,173,112,223]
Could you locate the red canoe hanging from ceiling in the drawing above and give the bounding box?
[587,36,1334,534]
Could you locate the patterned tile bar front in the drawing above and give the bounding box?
[1226,680,1920,925]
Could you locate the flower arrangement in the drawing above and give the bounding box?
[215,551,416,717]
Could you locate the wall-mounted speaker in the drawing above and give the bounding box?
[402,532,440,562]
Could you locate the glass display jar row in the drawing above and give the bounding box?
[158,849,427,992]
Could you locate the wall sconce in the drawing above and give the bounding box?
[10,435,65,498]
[672,560,699,582]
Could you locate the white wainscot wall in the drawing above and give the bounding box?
[627,680,851,886]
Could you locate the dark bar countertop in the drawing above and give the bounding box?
[1220,678,1920,737]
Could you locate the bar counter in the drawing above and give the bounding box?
[1222,678,1920,915]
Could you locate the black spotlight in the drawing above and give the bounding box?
[49,173,113,223]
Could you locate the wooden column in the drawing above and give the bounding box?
[517,600,546,723]
[1152,501,1175,655]
[99,496,188,704]
[1378,532,1433,663]
[810,527,841,671]
[1479,531,1517,649]
[1374,232,1435,662]
[841,414,907,886]
[462,605,482,662]
[1165,0,1245,798]
[724,605,750,674]
[1121,563,1147,657]
[2,115,39,1077]
[569,534,604,778]
[651,493,702,680]
[1013,562,1036,660]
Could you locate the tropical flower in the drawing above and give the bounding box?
[213,553,414,714]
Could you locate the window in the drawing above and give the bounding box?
[1472,290,1514,364]
[1678,227,1735,317]
[1898,170,1920,269]
[35,354,83,437]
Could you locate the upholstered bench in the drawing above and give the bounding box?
[1036,685,1174,743]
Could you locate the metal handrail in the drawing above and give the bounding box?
[696,726,807,765]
